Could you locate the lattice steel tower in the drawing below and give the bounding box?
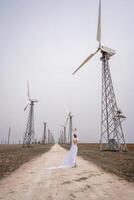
[65,112,73,145]
[72,0,127,151]
[23,81,38,147]
[100,51,127,151]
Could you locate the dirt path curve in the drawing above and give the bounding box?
[0,144,134,200]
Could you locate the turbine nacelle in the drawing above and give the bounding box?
[30,99,38,103]
[100,46,116,57]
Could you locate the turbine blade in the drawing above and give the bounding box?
[24,101,29,111]
[72,49,99,75]
[65,117,69,127]
[96,0,101,46]
[27,80,30,99]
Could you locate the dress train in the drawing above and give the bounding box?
[48,143,78,170]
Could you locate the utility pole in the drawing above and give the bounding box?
[8,127,11,144]
[43,122,47,144]
[69,113,73,145]
[48,129,50,144]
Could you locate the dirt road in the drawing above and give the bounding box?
[0,144,134,200]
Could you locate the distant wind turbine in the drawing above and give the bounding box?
[23,81,38,147]
[65,111,73,145]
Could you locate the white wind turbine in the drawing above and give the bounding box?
[23,81,38,147]
[72,0,127,151]
[65,111,73,145]
[60,124,66,144]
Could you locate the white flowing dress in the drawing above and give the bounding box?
[48,139,78,170]
[63,139,78,168]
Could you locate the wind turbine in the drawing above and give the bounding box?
[65,111,73,145]
[47,129,55,144]
[60,125,66,144]
[23,81,38,147]
[72,0,127,151]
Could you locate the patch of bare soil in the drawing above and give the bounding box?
[0,144,53,179]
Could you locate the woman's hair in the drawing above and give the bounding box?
[73,133,77,138]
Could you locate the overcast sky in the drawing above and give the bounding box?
[0,0,134,143]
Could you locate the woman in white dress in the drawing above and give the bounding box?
[63,133,78,168]
[48,131,78,170]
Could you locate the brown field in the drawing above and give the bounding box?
[1,143,134,183]
[61,143,134,182]
[0,144,53,180]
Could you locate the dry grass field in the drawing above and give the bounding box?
[0,144,53,180]
[61,143,134,182]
